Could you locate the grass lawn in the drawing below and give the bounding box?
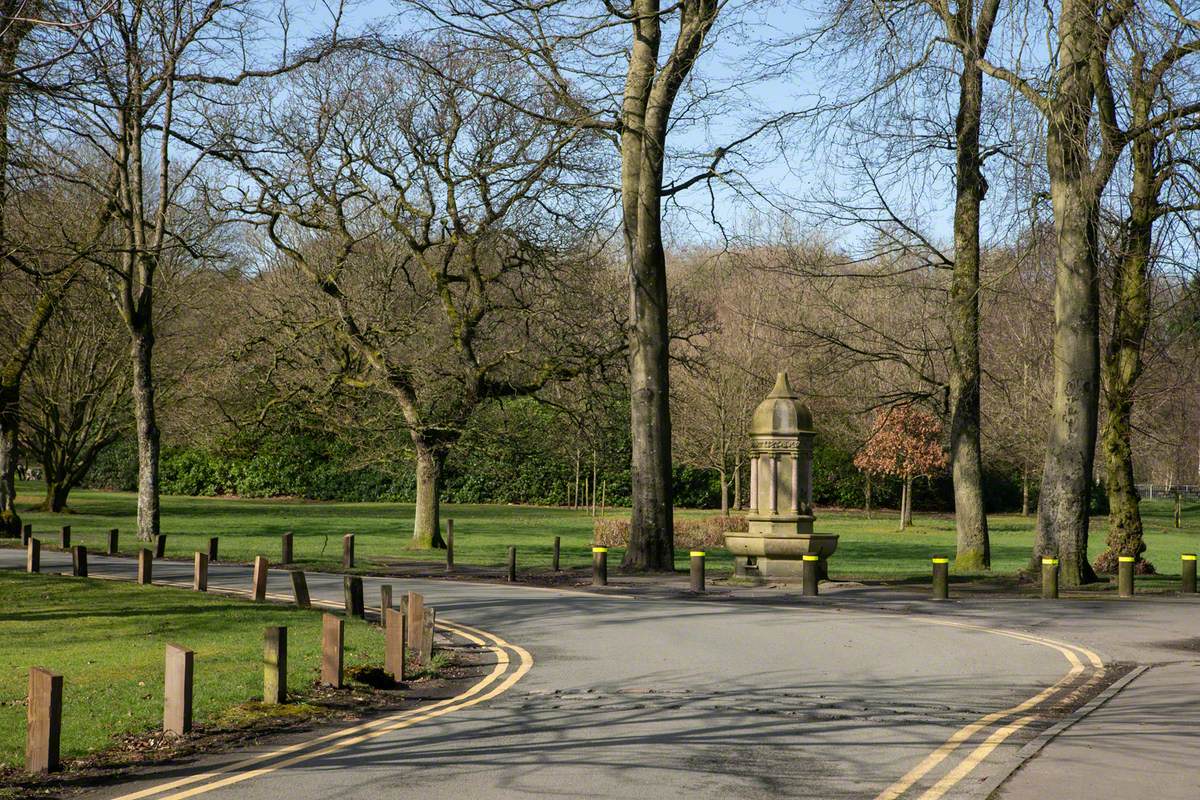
[6,480,1200,587]
[0,571,386,769]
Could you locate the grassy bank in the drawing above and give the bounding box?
[0,571,386,769]
[7,481,1200,586]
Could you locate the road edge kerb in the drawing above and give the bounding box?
[966,664,1150,800]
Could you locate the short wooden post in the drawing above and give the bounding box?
[320,614,344,687]
[802,554,820,597]
[380,585,393,627]
[445,520,454,573]
[1119,556,1135,597]
[252,556,269,602]
[552,536,561,572]
[138,548,153,585]
[385,608,407,682]
[290,570,310,608]
[406,592,425,654]
[21,523,31,545]
[25,667,62,773]
[263,626,287,704]
[592,547,607,586]
[344,575,364,618]
[507,545,517,582]
[1042,557,1059,599]
[193,552,208,592]
[207,537,218,562]
[59,526,70,550]
[690,551,705,593]
[164,644,194,735]
[280,532,293,564]
[71,545,88,577]
[154,534,167,558]
[107,528,119,555]
[1182,554,1197,594]
[931,557,949,600]
[342,533,355,568]
[420,608,436,666]
[1174,492,1182,528]
[26,538,40,573]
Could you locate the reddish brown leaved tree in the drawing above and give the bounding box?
[854,407,949,531]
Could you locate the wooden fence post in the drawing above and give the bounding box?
[164,644,194,735]
[71,545,88,578]
[21,523,31,545]
[321,614,344,688]
[207,537,219,562]
[380,585,393,627]
[25,667,62,773]
[263,626,287,704]
[280,532,293,564]
[138,548,153,585]
[445,520,455,573]
[107,528,119,555]
[59,526,70,550]
[385,608,406,682]
[344,576,364,618]
[420,609,436,666]
[252,556,269,602]
[193,552,208,592]
[342,533,355,568]
[407,592,425,658]
[26,538,40,573]
[291,571,310,608]
[154,534,167,558]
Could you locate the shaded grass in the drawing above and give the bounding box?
[7,481,1200,588]
[0,571,385,768]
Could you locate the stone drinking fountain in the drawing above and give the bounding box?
[725,372,839,580]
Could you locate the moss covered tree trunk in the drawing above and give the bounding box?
[41,480,71,513]
[131,325,160,542]
[1096,128,1156,573]
[0,392,18,536]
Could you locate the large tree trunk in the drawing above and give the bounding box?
[1032,41,1102,585]
[41,479,70,513]
[949,49,991,570]
[131,325,160,541]
[412,440,448,549]
[1096,131,1155,573]
[620,4,674,571]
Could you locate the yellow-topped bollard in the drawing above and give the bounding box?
[1118,556,1135,598]
[931,557,949,600]
[1182,554,1196,594]
[802,554,820,597]
[690,551,706,593]
[592,547,608,587]
[1041,557,1059,599]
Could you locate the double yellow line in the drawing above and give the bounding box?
[103,579,533,800]
[872,619,1104,800]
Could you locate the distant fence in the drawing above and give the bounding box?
[1135,484,1200,500]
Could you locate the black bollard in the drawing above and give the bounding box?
[592,546,608,587]
[690,551,706,593]
[931,557,949,600]
[1183,554,1197,594]
[1118,556,1135,598]
[802,554,819,597]
[1041,557,1059,599]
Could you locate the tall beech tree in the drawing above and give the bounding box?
[216,46,617,547]
[406,0,795,569]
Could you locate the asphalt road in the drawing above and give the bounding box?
[5,549,1198,800]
